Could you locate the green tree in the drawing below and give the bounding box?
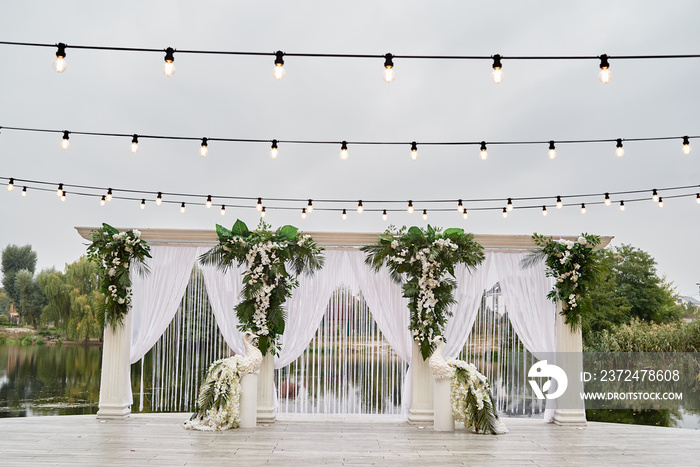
[0,290,10,316]
[581,252,631,336]
[37,270,71,330]
[1,244,37,305]
[15,269,46,329]
[67,291,102,342]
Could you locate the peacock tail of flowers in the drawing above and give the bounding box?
[450,362,508,435]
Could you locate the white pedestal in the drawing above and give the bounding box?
[239,373,258,428]
[553,305,587,427]
[97,313,132,420]
[408,342,434,424]
[433,377,455,431]
[256,353,276,423]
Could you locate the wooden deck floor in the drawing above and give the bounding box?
[0,413,698,466]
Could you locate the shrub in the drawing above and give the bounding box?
[585,319,700,352]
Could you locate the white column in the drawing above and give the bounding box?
[239,373,258,428]
[256,353,276,423]
[433,377,455,431]
[553,303,587,427]
[97,313,132,420]
[408,342,434,424]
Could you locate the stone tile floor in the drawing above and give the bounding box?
[0,413,698,466]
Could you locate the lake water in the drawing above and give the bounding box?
[1,343,698,430]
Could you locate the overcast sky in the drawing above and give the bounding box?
[0,1,698,296]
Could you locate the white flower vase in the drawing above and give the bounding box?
[239,373,258,428]
[433,377,455,432]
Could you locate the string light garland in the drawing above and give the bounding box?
[0,125,697,160]
[2,175,698,219]
[2,41,700,83]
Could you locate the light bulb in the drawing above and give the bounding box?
[273,51,285,80]
[542,206,548,216]
[131,134,139,153]
[507,198,514,212]
[383,53,395,83]
[256,197,263,211]
[270,140,278,159]
[106,189,113,202]
[491,54,503,84]
[206,195,212,208]
[457,200,464,213]
[53,43,67,73]
[163,47,175,77]
[260,206,266,218]
[7,178,14,191]
[100,196,106,206]
[422,209,428,221]
[180,202,186,213]
[410,141,418,160]
[462,209,468,220]
[341,209,347,221]
[357,201,363,214]
[658,197,664,208]
[407,201,414,214]
[61,131,70,150]
[156,192,162,205]
[307,199,314,213]
[604,193,611,206]
[480,141,488,160]
[652,189,659,203]
[61,190,67,202]
[141,199,146,210]
[683,136,691,155]
[301,208,307,219]
[502,207,508,218]
[21,187,26,197]
[619,201,625,211]
[57,183,63,196]
[340,141,348,160]
[382,209,388,221]
[615,138,624,157]
[696,193,700,204]
[556,196,562,209]
[200,138,208,157]
[548,140,557,160]
[581,203,586,214]
[221,205,226,216]
[599,54,611,84]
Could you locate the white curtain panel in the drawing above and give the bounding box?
[443,252,493,358]
[492,251,557,422]
[129,246,200,364]
[274,250,351,369]
[199,256,246,356]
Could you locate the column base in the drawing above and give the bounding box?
[553,409,587,427]
[433,378,454,431]
[407,409,434,424]
[96,404,131,420]
[256,406,276,424]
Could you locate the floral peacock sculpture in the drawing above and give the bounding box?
[429,335,508,435]
[183,331,263,431]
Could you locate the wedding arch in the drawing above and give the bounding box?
[76,227,611,426]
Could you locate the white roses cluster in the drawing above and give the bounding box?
[553,236,588,309]
[450,361,508,434]
[244,240,285,337]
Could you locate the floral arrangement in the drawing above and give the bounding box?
[86,223,151,328]
[362,225,484,360]
[451,361,508,435]
[199,219,324,355]
[183,357,244,431]
[524,233,601,329]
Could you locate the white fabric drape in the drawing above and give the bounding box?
[491,251,557,422]
[199,257,246,356]
[443,252,493,358]
[129,246,200,364]
[274,250,351,369]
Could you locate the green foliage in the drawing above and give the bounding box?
[525,233,601,330]
[584,319,700,352]
[15,269,46,329]
[86,224,151,328]
[1,244,37,305]
[362,225,484,360]
[37,270,71,329]
[452,365,504,435]
[199,219,324,356]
